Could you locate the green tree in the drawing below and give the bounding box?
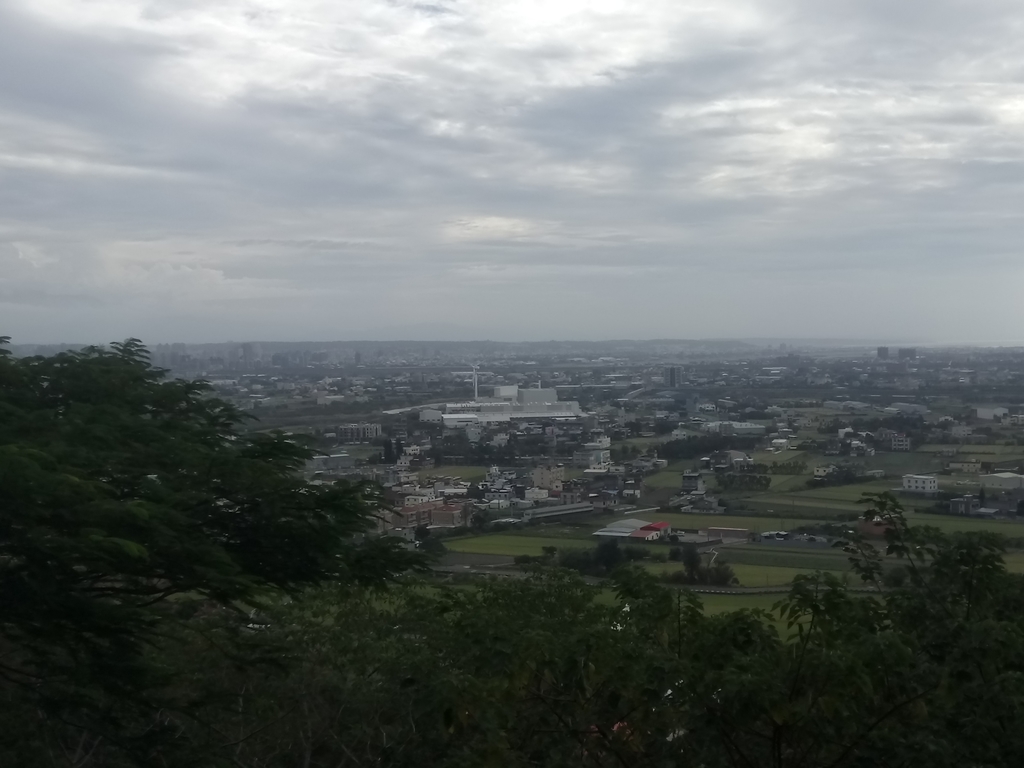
[680,542,702,579]
[0,338,419,761]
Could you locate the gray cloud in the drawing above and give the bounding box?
[2,0,1024,343]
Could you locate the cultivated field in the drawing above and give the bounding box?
[646,561,846,587]
[445,534,580,557]
[420,465,488,482]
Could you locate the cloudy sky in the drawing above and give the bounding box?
[2,0,1024,344]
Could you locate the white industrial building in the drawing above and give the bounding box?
[975,406,1010,421]
[699,421,766,436]
[981,472,1024,491]
[421,384,584,426]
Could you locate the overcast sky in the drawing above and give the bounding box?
[3,0,1024,344]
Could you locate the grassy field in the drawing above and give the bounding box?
[697,592,783,614]
[445,534,584,557]
[646,561,844,587]
[751,450,809,465]
[620,436,672,450]
[729,563,846,587]
[864,452,943,474]
[1005,553,1024,573]
[717,545,852,572]
[766,475,812,492]
[644,471,684,489]
[419,465,488,482]
[735,497,854,519]
[918,444,1024,456]
[787,480,896,501]
[343,445,380,460]
[906,513,1024,535]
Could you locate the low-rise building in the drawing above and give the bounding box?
[975,406,1009,421]
[337,422,383,441]
[593,519,669,541]
[681,471,706,494]
[981,472,1024,491]
[573,449,611,468]
[429,504,470,528]
[531,463,565,491]
[902,474,938,495]
[946,459,982,474]
[950,495,981,516]
[891,434,912,452]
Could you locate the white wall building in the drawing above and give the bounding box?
[902,474,938,494]
[976,406,1009,421]
[531,464,565,491]
[981,472,1024,491]
[700,421,766,436]
[891,434,912,452]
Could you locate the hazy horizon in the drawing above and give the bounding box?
[8,335,1020,351]
[4,1,1024,343]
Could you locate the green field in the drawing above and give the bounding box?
[728,563,846,587]
[864,452,942,474]
[343,445,380,460]
[644,471,684,489]
[420,465,488,482]
[620,436,671,450]
[646,561,843,587]
[696,592,783,614]
[750,450,809,465]
[446,534,588,557]
[906,513,1024,535]
[918,444,1024,456]
[716,545,852,572]
[740,497,860,519]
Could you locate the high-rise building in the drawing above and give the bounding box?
[877,346,890,360]
[898,347,917,360]
[664,366,682,388]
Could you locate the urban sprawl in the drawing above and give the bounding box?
[22,338,1024,588]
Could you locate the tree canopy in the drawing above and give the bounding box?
[0,338,418,762]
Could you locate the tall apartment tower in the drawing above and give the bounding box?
[664,366,682,388]
[877,346,890,360]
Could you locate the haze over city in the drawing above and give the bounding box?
[3,0,1024,344]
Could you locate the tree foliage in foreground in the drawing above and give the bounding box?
[137,498,1024,768]
[0,338,419,763]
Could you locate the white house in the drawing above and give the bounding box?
[902,474,938,495]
